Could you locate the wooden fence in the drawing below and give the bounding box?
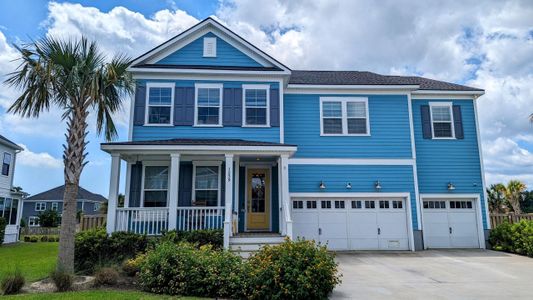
[80,214,106,231]
[490,213,533,228]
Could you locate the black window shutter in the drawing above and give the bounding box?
[178,163,193,207]
[234,88,242,126]
[133,86,146,126]
[421,105,432,139]
[223,88,235,126]
[453,105,464,139]
[174,87,195,126]
[129,162,143,207]
[270,89,280,127]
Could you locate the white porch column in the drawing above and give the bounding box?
[168,153,180,230]
[233,156,240,235]
[280,154,293,239]
[224,154,234,249]
[106,153,121,234]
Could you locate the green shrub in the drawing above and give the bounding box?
[490,220,533,257]
[75,228,148,273]
[23,236,30,242]
[245,239,341,300]
[30,236,38,243]
[1,269,25,295]
[138,242,247,298]
[38,209,60,227]
[94,267,119,286]
[0,217,6,245]
[40,236,49,242]
[50,267,73,292]
[161,229,223,248]
[19,218,26,228]
[122,253,146,277]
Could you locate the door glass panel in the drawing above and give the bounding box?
[251,172,266,212]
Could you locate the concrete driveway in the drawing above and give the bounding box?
[332,250,533,299]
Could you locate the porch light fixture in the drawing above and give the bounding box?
[319,181,326,189]
[447,182,456,190]
[374,181,382,191]
[346,182,352,189]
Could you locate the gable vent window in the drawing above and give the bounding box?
[320,97,369,136]
[203,37,217,57]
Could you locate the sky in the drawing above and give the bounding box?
[0,0,532,197]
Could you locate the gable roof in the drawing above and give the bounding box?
[130,17,291,73]
[0,134,23,151]
[25,185,107,202]
[288,71,483,92]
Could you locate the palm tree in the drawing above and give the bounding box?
[5,37,134,273]
[487,183,506,213]
[504,180,526,214]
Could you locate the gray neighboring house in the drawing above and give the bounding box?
[0,134,23,243]
[22,185,107,227]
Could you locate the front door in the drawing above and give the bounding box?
[246,168,270,231]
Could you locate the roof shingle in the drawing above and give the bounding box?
[26,185,107,202]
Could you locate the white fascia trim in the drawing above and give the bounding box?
[278,79,285,143]
[411,94,476,100]
[474,97,490,229]
[286,84,419,90]
[101,144,297,153]
[407,93,422,230]
[419,193,481,199]
[290,192,411,198]
[411,90,484,96]
[285,88,412,95]
[130,68,290,76]
[132,74,287,82]
[288,158,414,165]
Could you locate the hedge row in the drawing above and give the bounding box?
[489,219,533,257]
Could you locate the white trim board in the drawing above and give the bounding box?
[286,84,419,90]
[290,192,411,198]
[473,98,490,229]
[407,93,422,230]
[288,158,414,165]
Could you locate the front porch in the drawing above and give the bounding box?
[101,139,296,249]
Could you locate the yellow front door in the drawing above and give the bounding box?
[246,168,270,230]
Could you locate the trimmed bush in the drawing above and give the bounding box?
[161,229,223,248]
[490,219,533,257]
[94,267,119,286]
[122,253,146,277]
[138,242,247,298]
[1,269,25,295]
[50,267,73,292]
[30,236,38,243]
[245,239,341,300]
[40,235,49,242]
[0,217,6,245]
[23,236,30,242]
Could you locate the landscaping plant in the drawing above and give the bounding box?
[37,209,60,227]
[490,219,533,257]
[50,266,73,292]
[0,217,5,245]
[160,229,223,248]
[1,269,25,295]
[94,267,120,286]
[122,253,146,277]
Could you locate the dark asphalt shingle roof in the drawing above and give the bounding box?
[0,134,23,150]
[288,70,483,92]
[26,185,107,202]
[102,138,295,147]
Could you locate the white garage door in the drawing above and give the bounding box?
[292,198,410,250]
[422,199,480,248]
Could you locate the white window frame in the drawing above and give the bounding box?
[203,37,217,57]
[192,161,222,207]
[51,202,59,211]
[35,202,46,212]
[29,216,40,227]
[144,82,175,126]
[94,202,101,212]
[242,84,270,127]
[140,162,170,208]
[320,97,370,136]
[2,152,11,176]
[194,83,223,127]
[429,102,455,139]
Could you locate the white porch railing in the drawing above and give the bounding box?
[176,207,225,231]
[115,207,169,235]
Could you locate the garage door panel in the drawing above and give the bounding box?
[292,211,319,242]
[320,212,347,239]
[379,238,409,250]
[378,212,408,237]
[349,238,379,250]
[347,212,377,237]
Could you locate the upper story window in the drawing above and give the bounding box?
[203,37,217,57]
[145,83,174,125]
[193,162,221,207]
[143,165,169,207]
[51,202,59,211]
[430,102,454,138]
[320,97,369,136]
[2,152,11,176]
[35,202,46,212]
[195,83,222,126]
[243,84,270,127]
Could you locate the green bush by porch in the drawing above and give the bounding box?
[489,219,533,257]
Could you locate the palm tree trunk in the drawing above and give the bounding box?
[57,107,88,273]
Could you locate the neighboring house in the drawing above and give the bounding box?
[101,18,488,252]
[22,185,107,227]
[0,134,23,243]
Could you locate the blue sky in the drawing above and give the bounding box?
[0,0,532,197]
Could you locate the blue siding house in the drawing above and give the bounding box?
[102,18,488,252]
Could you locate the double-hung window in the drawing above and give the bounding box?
[51,202,59,211]
[430,103,454,138]
[195,83,222,126]
[192,162,221,207]
[143,165,169,207]
[2,152,11,176]
[243,84,269,126]
[145,83,174,125]
[29,216,40,227]
[35,202,46,212]
[320,97,369,135]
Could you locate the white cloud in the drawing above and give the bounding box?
[16,144,62,169]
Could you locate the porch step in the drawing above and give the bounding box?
[229,234,286,258]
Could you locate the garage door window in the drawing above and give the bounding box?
[293,200,304,209]
[423,201,446,209]
[365,200,375,209]
[351,200,362,209]
[334,200,345,209]
[307,200,317,209]
[450,201,473,209]
[321,200,332,209]
[379,200,390,209]
[392,200,403,209]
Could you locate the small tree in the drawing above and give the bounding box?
[38,209,61,228]
[487,183,506,213]
[505,180,526,214]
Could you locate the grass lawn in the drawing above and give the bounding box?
[0,242,58,282]
[3,290,204,299]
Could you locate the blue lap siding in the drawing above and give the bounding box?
[412,99,487,229]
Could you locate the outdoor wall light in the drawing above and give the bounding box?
[346,182,352,189]
[447,182,456,190]
[374,181,382,191]
[319,181,326,189]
